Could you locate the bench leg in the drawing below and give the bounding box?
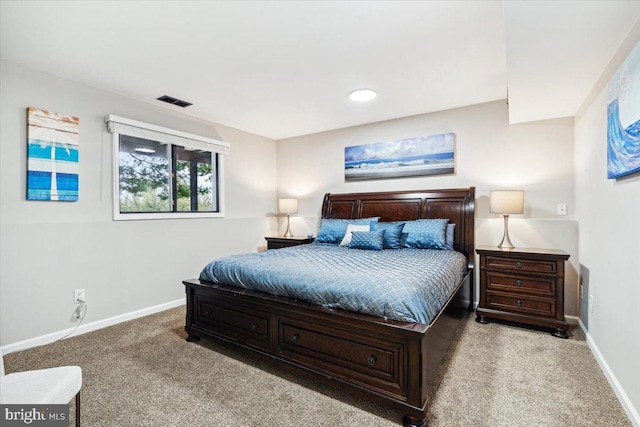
[76,392,81,427]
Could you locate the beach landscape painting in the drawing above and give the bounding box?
[607,41,640,179]
[345,133,455,181]
[27,107,79,201]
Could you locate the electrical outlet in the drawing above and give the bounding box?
[557,204,567,216]
[589,294,594,313]
[73,289,85,304]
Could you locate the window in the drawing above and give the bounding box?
[173,146,216,212]
[106,115,229,220]
[118,135,171,213]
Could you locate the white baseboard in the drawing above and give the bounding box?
[577,318,640,427]
[1,298,185,356]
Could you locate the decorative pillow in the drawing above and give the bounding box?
[349,230,385,251]
[399,232,409,247]
[340,224,370,246]
[371,222,406,249]
[445,223,456,250]
[402,219,449,249]
[315,217,380,244]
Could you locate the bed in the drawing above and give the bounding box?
[183,187,475,426]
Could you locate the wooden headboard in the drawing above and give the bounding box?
[321,187,475,270]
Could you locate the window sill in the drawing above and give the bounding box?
[113,211,225,221]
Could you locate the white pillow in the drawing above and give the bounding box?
[340,224,370,246]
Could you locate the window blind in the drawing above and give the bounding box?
[105,115,230,155]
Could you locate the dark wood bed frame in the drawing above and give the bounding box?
[183,187,475,426]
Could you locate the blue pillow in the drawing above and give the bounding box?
[371,222,406,249]
[349,230,385,251]
[445,223,456,250]
[315,217,380,244]
[402,219,449,249]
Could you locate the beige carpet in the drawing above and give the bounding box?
[3,307,631,427]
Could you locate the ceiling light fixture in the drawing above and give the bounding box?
[349,89,377,102]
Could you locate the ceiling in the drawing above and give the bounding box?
[1,1,639,140]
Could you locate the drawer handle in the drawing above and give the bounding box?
[291,334,300,343]
[516,299,522,307]
[205,309,212,316]
[250,322,259,330]
[516,280,522,286]
[516,262,523,268]
[367,356,377,366]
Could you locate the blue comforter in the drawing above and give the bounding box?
[199,243,467,325]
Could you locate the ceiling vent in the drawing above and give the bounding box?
[156,95,193,108]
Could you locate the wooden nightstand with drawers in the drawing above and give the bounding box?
[265,236,314,250]
[475,246,570,338]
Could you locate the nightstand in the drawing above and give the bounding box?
[475,245,570,338]
[265,236,314,250]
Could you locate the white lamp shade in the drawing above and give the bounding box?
[490,190,524,214]
[278,198,298,215]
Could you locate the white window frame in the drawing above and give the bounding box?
[106,115,229,220]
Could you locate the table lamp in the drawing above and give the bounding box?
[278,198,298,238]
[490,190,524,249]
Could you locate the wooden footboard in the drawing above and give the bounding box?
[184,271,470,426]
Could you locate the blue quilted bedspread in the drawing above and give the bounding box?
[199,243,467,325]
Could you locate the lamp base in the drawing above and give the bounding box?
[283,214,293,238]
[497,214,515,249]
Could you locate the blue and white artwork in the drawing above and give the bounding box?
[27,107,79,201]
[607,41,640,179]
[345,133,455,181]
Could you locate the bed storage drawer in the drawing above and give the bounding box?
[275,317,404,396]
[193,293,269,348]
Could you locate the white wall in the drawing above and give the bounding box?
[574,24,640,422]
[0,61,277,346]
[276,100,579,314]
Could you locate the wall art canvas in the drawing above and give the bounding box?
[345,133,455,181]
[607,41,640,179]
[27,107,79,201]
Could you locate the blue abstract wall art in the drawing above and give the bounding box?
[607,41,640,179]
[27,107,79,201]
[345,133,455,181]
